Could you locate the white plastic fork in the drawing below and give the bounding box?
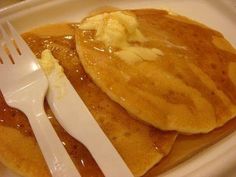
[0,22,81,177]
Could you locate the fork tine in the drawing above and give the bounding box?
[0,43,12,64]
[0,24,20,62]
[6,22,31,55]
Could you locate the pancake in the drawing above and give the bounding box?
[0,24,177,177]
[75,9,236,134]
[145,115,236,176]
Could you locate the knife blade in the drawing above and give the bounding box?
[44,54,133,177]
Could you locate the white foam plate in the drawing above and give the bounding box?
[0,0,236,177]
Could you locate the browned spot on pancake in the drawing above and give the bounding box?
[228,62,236,86]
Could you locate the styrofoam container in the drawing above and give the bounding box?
[0,0,236,176]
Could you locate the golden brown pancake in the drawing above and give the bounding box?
[146,116,236,176]
[75,9,236,134]
[0,24,177,177]
[1,10,236,177]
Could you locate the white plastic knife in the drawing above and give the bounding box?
[43,51,133,177]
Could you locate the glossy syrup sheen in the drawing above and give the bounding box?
[0,23,177,176]
[0,22,236,177]
[76,9,236,134]
[0,25,104,176]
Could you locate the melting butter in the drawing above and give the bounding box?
[39,49,65,98]
[212,36,236,54]
[80,11,146,48]
[39,49,64,76]
[115,47,164,64]
[79,11,163,64]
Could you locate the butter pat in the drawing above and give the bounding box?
[80,11,164,64]
[39,49,64,77]
[39,49,65,98]
[115,47,164,64]
[80,11,146,48]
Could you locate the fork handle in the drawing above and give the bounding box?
[24,104,81,177]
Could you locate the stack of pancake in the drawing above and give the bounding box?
[0,9,236,177]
